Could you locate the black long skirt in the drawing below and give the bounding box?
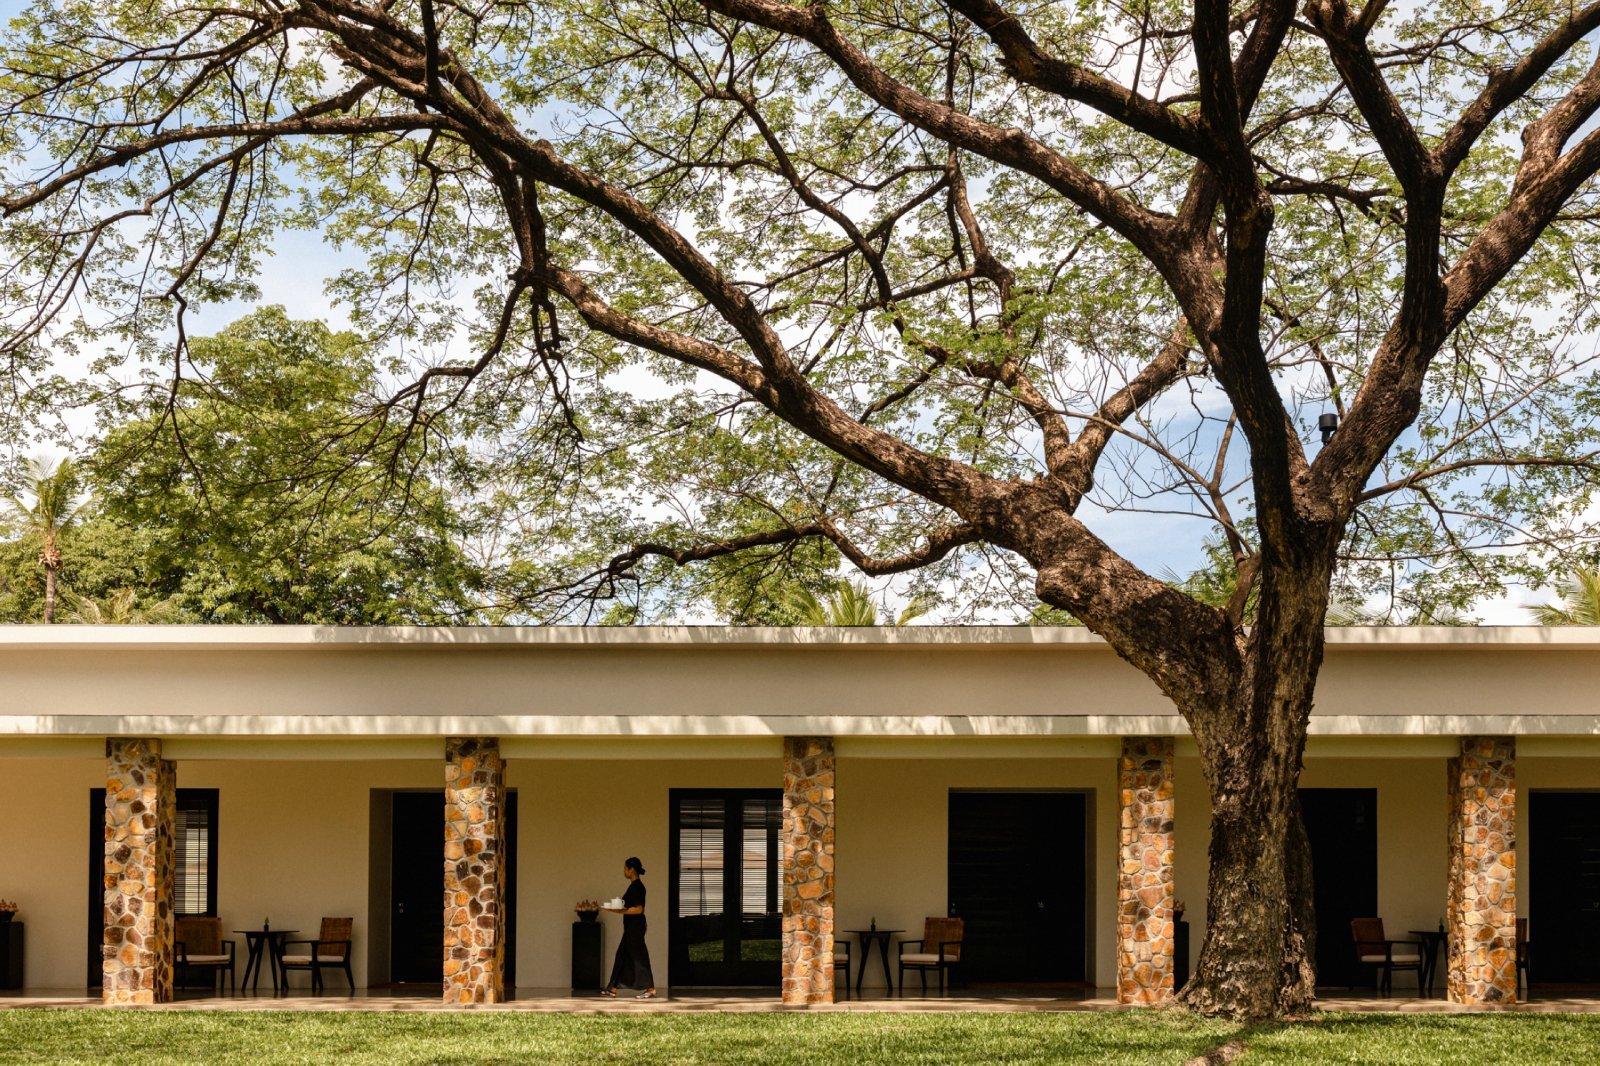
[608,916,654,990]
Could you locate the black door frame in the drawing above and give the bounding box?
[381,788,519,989]
[1299,786,1379,990]
[86,787,220,991]
[667,788,783,987]
[946,787,1096,986]
[1528,788,1600,987]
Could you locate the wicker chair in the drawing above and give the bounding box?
[832,938,851,999]
[898,916,963,995]
[1350,917,1421,995]
[277,917,354,993]
[175,916,236,993]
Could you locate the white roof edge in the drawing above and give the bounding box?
[0,623,1595,651]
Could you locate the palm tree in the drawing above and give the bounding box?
[1527,568,1600,625]
[68,588,182,625]
[5,457,88,623]
[792,581,933,626]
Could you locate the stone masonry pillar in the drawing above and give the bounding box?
[781,736,836,1005]
[1447,735,1517,1004]
[102,738,176,1005]
[1117,736,1176,1004]
[444,737,507,1005]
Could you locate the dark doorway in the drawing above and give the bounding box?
[668,790,782,986]
[1530,790,1600,987]
[947,790,1089,984]
[1300,787,1378,989]
[383,790,518,990]
[390,792,444,984]
[86,788,219,990]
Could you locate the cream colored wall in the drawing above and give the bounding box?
[509,757,779,990]
[177,759,442,990]
[836,757,1117,990]
[0,757,104,989]
[4,746,1592,994]
[513,756,1119,990]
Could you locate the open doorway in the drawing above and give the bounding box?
[1300,787,1378,989]
[371,789,517,990]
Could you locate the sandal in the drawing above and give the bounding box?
[635,990,657,999]
[598,989,617,998]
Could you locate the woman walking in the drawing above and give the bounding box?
[601,856,656,999]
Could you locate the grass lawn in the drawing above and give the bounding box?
[0,1009,1597,1065]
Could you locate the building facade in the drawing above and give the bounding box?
[2,626,1597,1005]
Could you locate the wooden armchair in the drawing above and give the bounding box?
[1350,917,1421,995]
[277,917,354,993]
[175,916,236,993]
[898,916,963,995]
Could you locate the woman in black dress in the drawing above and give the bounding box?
[601,856,656,999]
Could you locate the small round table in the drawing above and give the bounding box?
[844,929,903,994]
[235,929,298,992]
[1409,929,1446,996]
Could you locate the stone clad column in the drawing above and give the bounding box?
[103,738,176,1005]
[1117,736,1176,1005]
[1447,736,1517,1004]
[444,737,507,1005]
[782,736,836,1005]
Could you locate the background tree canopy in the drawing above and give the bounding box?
[8,0,1600,1019]
[1,308,484,623]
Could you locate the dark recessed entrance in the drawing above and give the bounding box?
[388,790,517,988]
[1300,787,1378,989]
[1530,790,1600,987]
[947,790,1090,984]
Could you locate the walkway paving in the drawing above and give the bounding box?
[3,987,1599,1013]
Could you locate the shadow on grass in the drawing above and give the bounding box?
[1239,1011,1600,1066]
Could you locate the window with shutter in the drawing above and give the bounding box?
[174,791,219,917]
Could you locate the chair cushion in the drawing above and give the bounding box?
[1360,953,1421,964]
[900,953,950,965]
[182,954,232,964]
[280,954,345,965]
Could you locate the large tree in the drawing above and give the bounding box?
[6,0,1600,1018]
[0,309,488,623]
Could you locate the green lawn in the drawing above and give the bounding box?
[0,1009,1596,1065]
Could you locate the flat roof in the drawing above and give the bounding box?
[0,624,1597,651]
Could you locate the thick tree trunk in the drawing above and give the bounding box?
[1177,562,1331,1020]
[1178,711,1317,1018]
[43,566,56,624]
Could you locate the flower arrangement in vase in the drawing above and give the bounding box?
[0,899,16,923]
[574,899,601,923]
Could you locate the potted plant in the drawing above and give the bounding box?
[0,900,16,923]
[574,899,601,923]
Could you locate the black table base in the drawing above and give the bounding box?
[845,930,903,994]
[236,930,298,993]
